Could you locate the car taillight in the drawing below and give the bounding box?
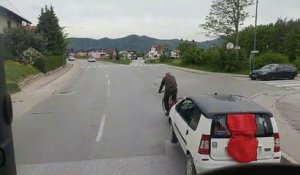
[198,135,210,154]
[274,133,280,152]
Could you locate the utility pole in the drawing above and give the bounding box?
[252,0,259,71]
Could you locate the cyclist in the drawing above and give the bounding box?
[158,72,178,116]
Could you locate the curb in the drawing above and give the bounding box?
[161,64,249,78]
[282,152,299,164]
[18,64,71,88]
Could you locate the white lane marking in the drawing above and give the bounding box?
[263,81,300,85]
[105,74,109,79]
[282,151,299,164]
[276,83,300,87]
[81,66,85,69]
[98,65,102,68]
[96,114,106,142]
[287,86,300,90]
[107,79,110,85]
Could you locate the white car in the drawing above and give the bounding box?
[88,57,96,62]
[68,56,76,61]
[168,94,281,175]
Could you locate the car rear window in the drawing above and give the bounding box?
[211,114,273,138]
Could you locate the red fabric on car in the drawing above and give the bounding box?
[227,114,258,163]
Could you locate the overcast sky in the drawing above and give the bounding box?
[1,0,300,41]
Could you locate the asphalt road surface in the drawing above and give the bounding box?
[13,60,291,175]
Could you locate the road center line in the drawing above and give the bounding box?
[107,79,110,85]
[96,113,106,142]
[105,74,109,79]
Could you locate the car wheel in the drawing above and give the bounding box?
[169,121,178,143]
[288,74,295,80]
[186,154,197,175]
[250,76,256,80]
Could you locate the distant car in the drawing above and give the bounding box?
[88,57,96,62]
[250,64,297,80]
[168,94,281,175]
[68,56,75,61]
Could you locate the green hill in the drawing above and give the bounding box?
[68,35,222,52]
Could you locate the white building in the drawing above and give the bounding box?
[171,49,180,58]
[0,5,31,34]
[148,45,164,59]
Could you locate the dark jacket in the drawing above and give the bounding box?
[159,75,177,92]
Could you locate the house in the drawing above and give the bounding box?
[171,49,180,58]
[105,48,117,58]
[127,51,137,60]
[148,45,164,59]
[0,5,31,34]
[76,51,88,57]
[88,50,106,59]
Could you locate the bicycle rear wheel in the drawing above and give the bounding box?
[162,99,167,114]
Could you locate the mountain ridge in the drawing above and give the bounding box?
[68,35,223,52]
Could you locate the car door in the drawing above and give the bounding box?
[0,38,17,175]
[275,65,284,79]
[186,105,202,157]
[174,99,194,151]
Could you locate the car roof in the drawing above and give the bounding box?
[188,94,273,118]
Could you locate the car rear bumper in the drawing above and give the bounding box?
[193,153,281,174]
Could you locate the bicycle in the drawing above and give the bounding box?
[159,91,177,116]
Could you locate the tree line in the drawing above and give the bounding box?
[175,0,300,72]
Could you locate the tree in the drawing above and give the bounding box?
[4,26,47,61]
[201,0,254,61]
[37,5,67,55]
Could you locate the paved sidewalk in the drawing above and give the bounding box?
[12,61,81,120]
[252,91,300,164]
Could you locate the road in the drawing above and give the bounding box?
[13,60,292,175]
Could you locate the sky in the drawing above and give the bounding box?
[1,0,300,41]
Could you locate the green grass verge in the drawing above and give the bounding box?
[4,60,40,94]
[145,59,249,75]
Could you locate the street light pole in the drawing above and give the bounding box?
[252,0,259,71]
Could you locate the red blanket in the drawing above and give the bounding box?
[227,114,258,163]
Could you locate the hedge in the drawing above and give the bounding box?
[255,53,289,69]
[33,55,65,73]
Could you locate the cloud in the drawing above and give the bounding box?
[1,0,300,41]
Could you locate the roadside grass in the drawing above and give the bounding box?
[4,60,40,94]
[145,58,249,75]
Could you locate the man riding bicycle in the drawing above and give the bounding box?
[158,72,178,116]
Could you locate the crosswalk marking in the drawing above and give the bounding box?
[80,64,159,69]
[250,79,300,90]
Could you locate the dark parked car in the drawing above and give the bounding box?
[250,64,297,80]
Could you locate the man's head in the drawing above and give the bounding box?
[165,72,171,76]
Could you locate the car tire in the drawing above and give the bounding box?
[288,74,295,80]
[169,121,178,143]
[186,154,197,175]
[250,76,256,80]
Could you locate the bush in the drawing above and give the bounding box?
[33,55,65,73]
[293,57,300,71]
[33,57,46,73]
[45,55,65,72]
[255,53,289,69]
[22,48,43,64]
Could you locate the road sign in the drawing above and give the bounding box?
[251,50,259,54]
[235,46,241,50]
[226,42,234,49]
